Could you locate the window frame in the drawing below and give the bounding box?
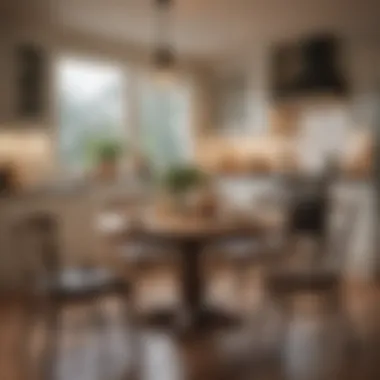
[53,53,131,179]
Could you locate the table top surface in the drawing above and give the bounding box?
[102,212,283,243]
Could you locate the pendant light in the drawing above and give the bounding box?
[153,0,176,83]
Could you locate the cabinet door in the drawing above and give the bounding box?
[16,44,47,119]
[0,38,50,125]
[0,36,14,124]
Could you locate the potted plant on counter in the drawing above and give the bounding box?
[89,137,124,181]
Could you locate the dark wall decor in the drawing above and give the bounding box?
[271,34,349,100]
[16,44,47,119]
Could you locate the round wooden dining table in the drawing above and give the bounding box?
[108,215,270,332]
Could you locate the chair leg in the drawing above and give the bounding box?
[327,286,343,316]
[19,296,38,380]
[119,287,141,380]
[91,295,110,380]
[234,260,252,315]
[40,300,61,380]
[94,287,140,380]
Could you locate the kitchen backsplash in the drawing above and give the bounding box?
[0,129,53,189]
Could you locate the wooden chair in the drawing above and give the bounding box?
[265,199,358,316]
[216,199,358,380]
[117,234,180,328]
[203,193,288,316]
[96,199,181,328]
[14,212,137,380]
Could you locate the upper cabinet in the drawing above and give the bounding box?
[16,44,48,121]
[0,32,51,128]
[0,35,14,125]
[271,34,349,100]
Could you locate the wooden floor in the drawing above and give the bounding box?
[1,266,380,380]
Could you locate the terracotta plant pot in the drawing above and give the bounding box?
[97,159,118,181]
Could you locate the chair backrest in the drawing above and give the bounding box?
[325,199,358,271]
[13,213,61,287]
[285,173,332,238]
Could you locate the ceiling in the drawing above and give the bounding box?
[2,0,380,62]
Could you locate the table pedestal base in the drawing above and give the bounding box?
[137,306,241,334]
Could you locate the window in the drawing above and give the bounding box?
[57,58,126,175]
[137,74,193,173]
[57,57,194,178]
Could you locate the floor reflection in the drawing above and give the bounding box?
[1,269,380,380]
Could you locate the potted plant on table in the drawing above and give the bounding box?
[161,165,208,216]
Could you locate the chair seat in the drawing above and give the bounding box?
[38,268,129,299]
[210,239,263,260]
[119,241,175,263]
[266,269,339,295]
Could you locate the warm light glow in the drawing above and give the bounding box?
[152,67,177,88]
